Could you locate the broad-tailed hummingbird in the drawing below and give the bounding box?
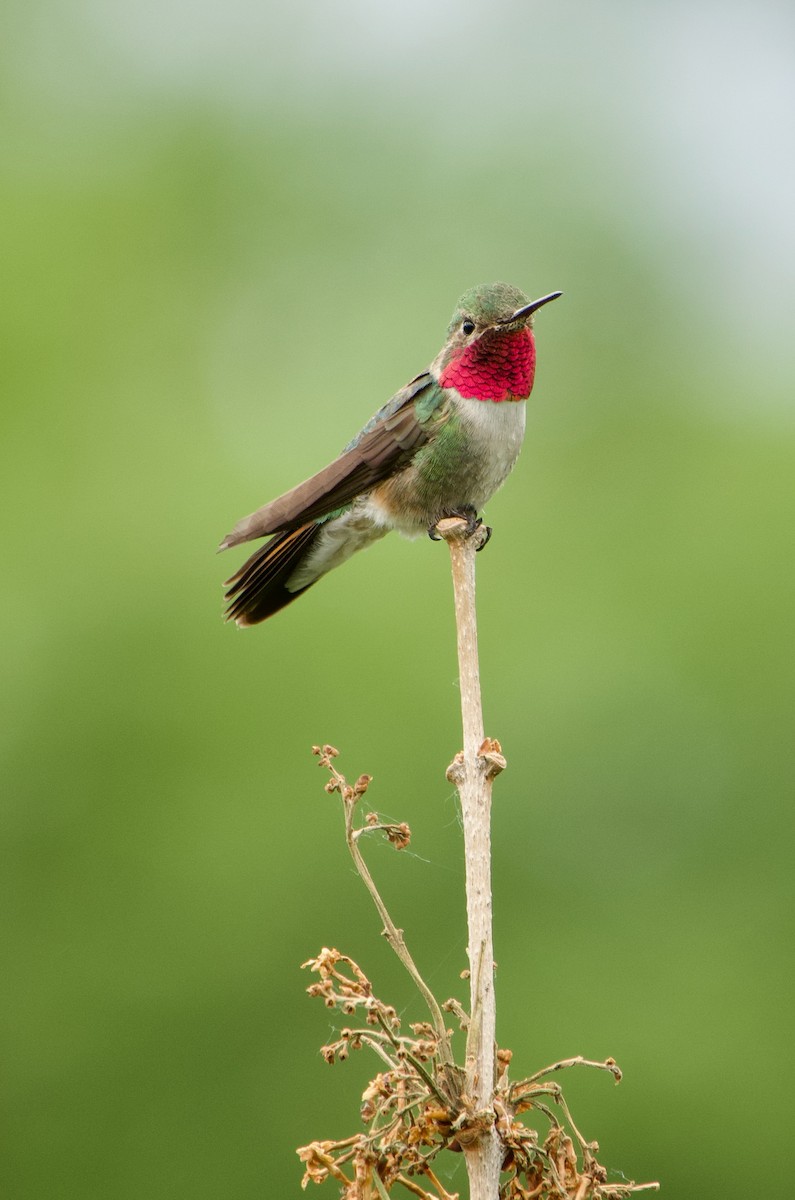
[220,281,561,625]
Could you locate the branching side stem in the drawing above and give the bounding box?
[336,771,455,1074]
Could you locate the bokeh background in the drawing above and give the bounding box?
[3,1,794,1196]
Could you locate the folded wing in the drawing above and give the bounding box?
[219,374,442,549]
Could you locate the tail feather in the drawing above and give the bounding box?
[223,523,321,626]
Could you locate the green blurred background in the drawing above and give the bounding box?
[2,1,793,1196]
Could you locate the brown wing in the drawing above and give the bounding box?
[219,373,441,550]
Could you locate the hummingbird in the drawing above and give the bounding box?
[220,281,561,625]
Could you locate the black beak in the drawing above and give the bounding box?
[500,291,563,324]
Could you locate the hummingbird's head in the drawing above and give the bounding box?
[437,282,562,402]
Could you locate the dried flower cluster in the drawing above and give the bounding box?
[298,948,656,1200]
[297,751,658,1200]
[299,947,459,1199]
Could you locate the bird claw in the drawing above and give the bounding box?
[461,508,482,537]
[476,525,492,551]
[428,507,486,542]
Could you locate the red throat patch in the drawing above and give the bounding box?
[439,327,536,401]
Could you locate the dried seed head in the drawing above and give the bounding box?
[386,822,411,850]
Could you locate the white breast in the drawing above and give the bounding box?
[457,398,527,510]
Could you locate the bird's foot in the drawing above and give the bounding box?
[476,524,492,551]
[428,507,491,549]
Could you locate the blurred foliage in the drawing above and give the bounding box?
[2,3,793,1198]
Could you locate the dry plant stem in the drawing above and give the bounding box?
[303,545,660,1197]
[437,516,502,1199]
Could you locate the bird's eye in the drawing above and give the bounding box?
[461,318,475,335]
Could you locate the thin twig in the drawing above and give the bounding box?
[522,1056,623,1087]
[373,1010,450,1108]
[421,1163,459,1200]
[393,1176,437,1200]
[344,803,454,1069]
